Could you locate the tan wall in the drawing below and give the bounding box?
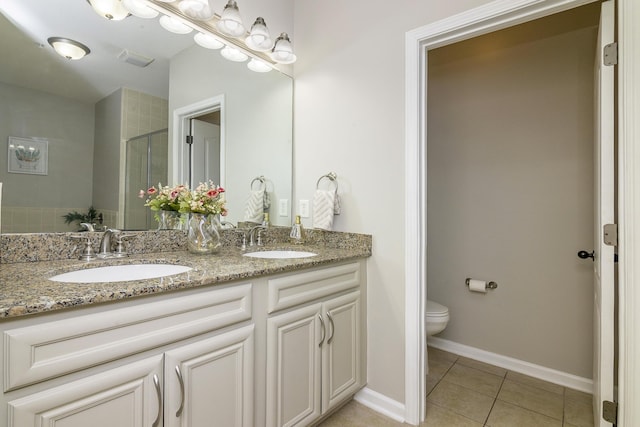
[426,5,599,378]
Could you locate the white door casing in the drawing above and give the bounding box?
[593,1,615,425]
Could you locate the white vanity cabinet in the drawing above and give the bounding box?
[264,262,365,427]
[1,283,254,427]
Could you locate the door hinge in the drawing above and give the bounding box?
[603,400,617,424]
[604,224,618,247]
[603,42,618,66]
[185,135,194,145]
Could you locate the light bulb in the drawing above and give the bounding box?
[178,0,214,20]
[217,0,245,37]
[245,17,273,52]
[271,32,296,64]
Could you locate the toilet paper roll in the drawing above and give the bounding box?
[468,279,487,293]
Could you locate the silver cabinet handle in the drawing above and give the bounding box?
[327,312,335,344]
[175,365,185,418]
[318,314,326,347]
[152,374,162,427]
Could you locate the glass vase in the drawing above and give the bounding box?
[157,210,183,230]
[187,213,221,254]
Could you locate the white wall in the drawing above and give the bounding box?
[427,5,598,378]
[293,0,494,404]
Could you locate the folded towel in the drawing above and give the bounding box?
[313,189,336,230]
[244,189,265,223]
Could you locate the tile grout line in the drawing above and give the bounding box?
[483,365,508,426]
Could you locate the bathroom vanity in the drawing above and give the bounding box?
[0,236,370,427]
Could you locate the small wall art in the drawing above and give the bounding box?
[7,136,48,175]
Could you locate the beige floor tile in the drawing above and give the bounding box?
[421,402,484,427]
[426,376,440,396]
[564,397,594,427]
[317,401,404,427]
[486,400,562,427]
[443,363,504,397]
[565,388,593,405]
[497,379,564,420]
[427,357,455,380]
[427,347,459,363]
[427,380,495,423]
[506,371,564,395]
[457,356,508,378]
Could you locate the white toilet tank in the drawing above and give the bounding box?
[426,299,449,336]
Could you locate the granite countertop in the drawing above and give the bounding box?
[0,244,370,319]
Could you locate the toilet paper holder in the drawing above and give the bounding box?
[465,278,498,290]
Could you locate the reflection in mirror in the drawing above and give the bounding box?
[0,0,293,233]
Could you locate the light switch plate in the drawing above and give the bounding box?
[299,199,310,218]
[278,199,288,217]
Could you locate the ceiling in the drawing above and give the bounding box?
[0,0,196,104]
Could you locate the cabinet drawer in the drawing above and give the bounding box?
[267,262,360,314]
[4,283,252,391]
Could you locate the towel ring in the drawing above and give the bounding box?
[316,172,338,191]
[251,176,266,190]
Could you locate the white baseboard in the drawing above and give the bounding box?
[354,387,406,423]
[427,336,593,394]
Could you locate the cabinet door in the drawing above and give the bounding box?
[8,355,163,427]
[266,303,322,427]
[164,325,254,427]
[322,291,361,412]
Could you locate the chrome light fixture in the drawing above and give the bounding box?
[159,15,193,34]
[217,0,245,37]
[122,0,158,18]
[48,37,91,60]
[245,17,273,52]
[178,0,214,20]
[271,32,296,64]
[194,32,224,49]
[87,0,130,20]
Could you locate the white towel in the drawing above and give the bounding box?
[313,189,336,230]
[244,189,265,223]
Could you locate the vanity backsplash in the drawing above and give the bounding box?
[0,228,372,264]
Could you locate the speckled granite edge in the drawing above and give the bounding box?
[0,227,372,264]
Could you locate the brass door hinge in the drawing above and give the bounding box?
[603,400,617,424]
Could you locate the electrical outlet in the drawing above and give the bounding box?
[299,199,310,218]
[279,199,288,217]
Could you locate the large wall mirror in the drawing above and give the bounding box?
[0,0,293,233]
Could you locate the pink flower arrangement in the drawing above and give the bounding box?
[140,183,189,212]
[178,181,228,216]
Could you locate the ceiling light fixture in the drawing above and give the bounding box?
[159,15,193,34]
[87,0,130,20]
[245,17,273,52]
[178,0,214,20]
[220,45,248,62]
[270,32,296,64]
[194,32,225,50]
[217,0,245,37]
[122,0,159,18]
[47,37,91,60]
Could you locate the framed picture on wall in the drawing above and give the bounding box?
[7,136,48,175]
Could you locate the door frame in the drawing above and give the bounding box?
[404,0,640,425]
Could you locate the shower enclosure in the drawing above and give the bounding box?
[124,129,168,230]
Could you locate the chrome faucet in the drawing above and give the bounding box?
[248,225,267,247]
[98,229,119,258]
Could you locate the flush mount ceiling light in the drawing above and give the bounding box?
[159,15,193,34]
[247,58,271,73]
[245,17,273,52]
[87,0,130,20]
[178,0,214,20]
[122,0,158,18]
[194,32,224,49]
[47,37,91,60]
[270,32,296,64]
[220,45,248,62]
[217,0,245,37]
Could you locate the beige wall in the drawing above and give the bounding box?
[293,0,494,403]
[427,5,599,378]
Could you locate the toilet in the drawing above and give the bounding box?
[426,300,450,336]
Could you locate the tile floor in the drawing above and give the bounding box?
[318,347,594,427]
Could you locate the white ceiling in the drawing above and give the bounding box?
[0,0,196,104]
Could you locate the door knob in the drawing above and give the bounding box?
[577,250,595,260]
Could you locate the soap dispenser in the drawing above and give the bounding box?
[290,215,305,244]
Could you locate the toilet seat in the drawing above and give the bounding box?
[426,300,448,316]
[426,299,449,336]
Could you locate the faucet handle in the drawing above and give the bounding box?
[234,230,248,251]
[80,222,95,232]
[113,233,134,258]
[71,234,96,261]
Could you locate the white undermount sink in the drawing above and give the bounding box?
[49,264,192,283]
[242,250,317,259]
